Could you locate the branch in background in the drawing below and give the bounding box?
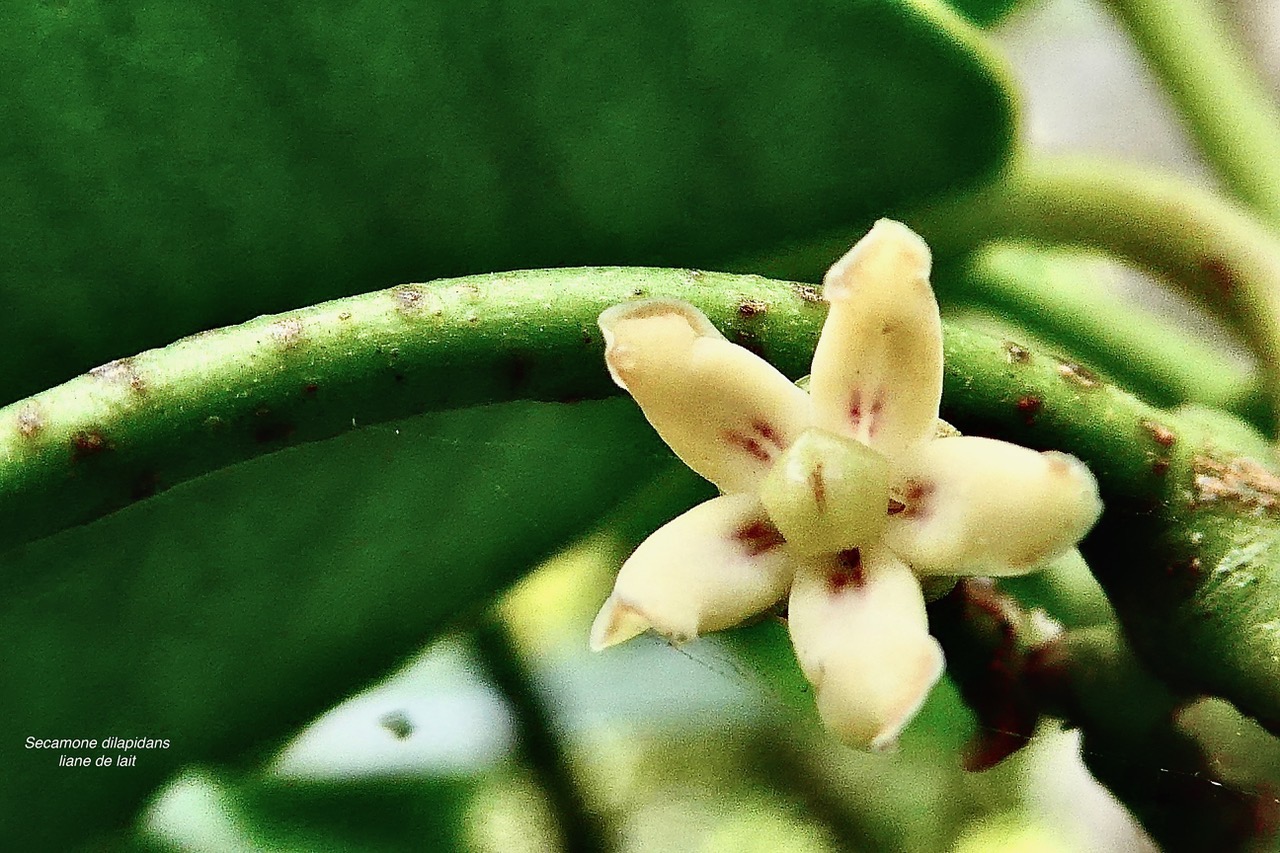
[942,242,1265,426]
[473,615,616,853]
[909,158,1280,417]
[1102,0,1280,225]
[929,579,1279,852]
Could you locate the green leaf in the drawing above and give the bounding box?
[1,399,667,848]
[943,0,1031,27]
[1,0,1013,402]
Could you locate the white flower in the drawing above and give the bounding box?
[590,220,1102,751]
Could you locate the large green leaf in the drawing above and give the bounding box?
[943,0,1032,27]
[1,0,1013,402]
[1,400,668,848]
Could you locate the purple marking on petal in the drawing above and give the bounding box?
[849,389,864,428]
[810,463,827,513]
[735,519,786,556]
[868,392,885,438]
[753,419,782,447]
[828,548,865,593]
[901,480,934,519]
[724,430,772,462]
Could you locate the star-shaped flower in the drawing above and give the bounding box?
[589,219,1102,751]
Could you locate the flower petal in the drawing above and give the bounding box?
[809,220,942,458]
[787,547,944,751]
[589,494,794,650]
[885,436,1103,576]
[600,299,811,493]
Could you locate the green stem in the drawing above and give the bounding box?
[0,265,1168,552]
[1102,0,1280,223]
[940,243,1263,423]
[6,266,1280,733]
[909,158,1280,416]
[472,615,614,853]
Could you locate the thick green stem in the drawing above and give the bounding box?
[1102,0,1280,223]
[5,266,1280,733]
[0,264,1176,551]
[909,158,1280,417]
[944,243,1262,422]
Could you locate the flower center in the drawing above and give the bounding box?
[758,427,890,556]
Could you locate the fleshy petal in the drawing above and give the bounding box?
[589,494,794,650]
[600,299,811,493]
[809,220,942,458]
[787,547,944,751]
[885,436,1103,576]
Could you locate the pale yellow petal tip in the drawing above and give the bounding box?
[598,299,725,389]
[817,638,945,752]
[822,219,932,303]
[588,595,652,652]
[1041,450,1105,531]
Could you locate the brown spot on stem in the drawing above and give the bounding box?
[1192,455,1280,513]
[887,498,906,515]
[828,549,865,592]
[1200,256,1238,298]
[735,519,785,556]
[1152,458,1171,477]
[1016,395,1043,425]
[71,430,111,460]
[89,358,146,394]
[810,463,827,512]
[1057,361,1100,389]
[17,403,43,438]
[392,285,424,311]
[303,383,320,398]
[738,299,768,318]
[1003,341,1030,364]
[392,285,443,316]
[1142,420,1177,448]
[269,318,304,349]
[790,283,822,304]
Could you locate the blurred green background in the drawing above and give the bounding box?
[7,0,1280,850]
